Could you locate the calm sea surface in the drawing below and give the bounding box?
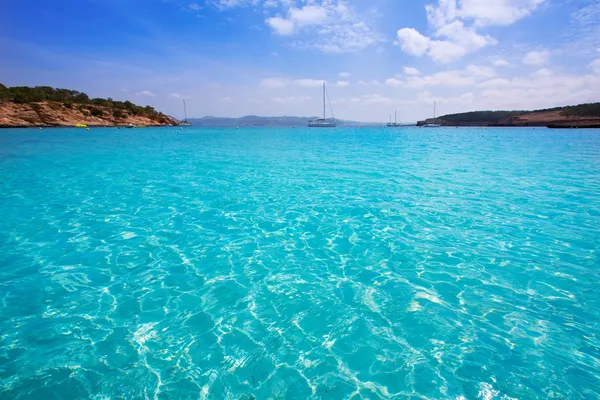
[1,126,599,399]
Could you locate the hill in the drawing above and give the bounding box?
[0,84,178,127]
[417,102,600,128]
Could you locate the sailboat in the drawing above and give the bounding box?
[422,101,441,127]
[179,99,192,126]
[308,83,336,128]
[387,109,402,127]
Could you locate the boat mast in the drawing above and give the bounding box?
[433,101,436,121]
[395,109,397,124]
[183,99,188,122]
[323,82,326,120]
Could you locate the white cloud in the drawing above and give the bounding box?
[436,20,496,50]
[493,59,511,67]
[477,78,511,88]
[168,93,191,99]
[260,77,287,88]
[395,0,543,63]
[339,72,351,78]
[260,77,325,88]
[396,28,429,56]
[387,66,495,89]
[266,5,328,35]
[396,21,495,63]
[533,68,552,77]
[266,2,382,53]
[362,94,395,105]
[426,0,546,28]
[466,64,496,78]
[564,2,600,54]
[272,95,312,104]
[207,0,256,10]
[294,78,325,87]
[336,80,350,87]
[405,70,477,88]
[475,69,600,110]
[266,17,295,35]
[135,90,155,97]
[522,50,550,65]
[591,59,600,74]
[188,3,201,11]
[289,5,328,27]
[385,78,403,87]
[453,0,546,26]
[403,67,420,76]
[427,39,468,63]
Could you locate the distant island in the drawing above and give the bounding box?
[188,116,363,127]
[419,103,600,128]
[0,84,178,127]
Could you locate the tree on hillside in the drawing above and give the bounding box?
[0,84,170,120]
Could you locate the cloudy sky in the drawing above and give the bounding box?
[2,0,599,122]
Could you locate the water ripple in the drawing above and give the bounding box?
[1,127,599,399]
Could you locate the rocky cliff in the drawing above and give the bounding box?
[0,100,178,127]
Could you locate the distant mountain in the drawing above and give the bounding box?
[188,115,364,127]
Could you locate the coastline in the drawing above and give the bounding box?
[0,100,178,128]
[417,105,600,128]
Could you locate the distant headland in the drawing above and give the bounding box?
[419,103,600,128]
[0,84,178,128]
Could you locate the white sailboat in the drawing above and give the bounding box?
[308,83,336,128]
[422,101,441,128]
[387,109,402,127]
[180,99,192,126]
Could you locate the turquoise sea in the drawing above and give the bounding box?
[0,126,599,399]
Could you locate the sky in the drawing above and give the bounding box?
[1,0,600,122]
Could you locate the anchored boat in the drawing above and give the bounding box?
[180,99,192,126]
[387,109,402,127]
[308,83,336,128]
[422,101,441,128]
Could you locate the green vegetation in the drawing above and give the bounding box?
[439,110,525,123]
[439,102,600,124]
[0,83,170,121]
[558,103,600,117]
[90,108,104,117]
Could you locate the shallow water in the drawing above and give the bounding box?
[0,126,599,399]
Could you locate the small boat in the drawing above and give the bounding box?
[422,101,441,128]
[308,83,336,128]
[179,99,192,126]
[126,123,136,129]
[387,109,402,127]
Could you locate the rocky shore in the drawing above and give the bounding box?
[0,101,178,128]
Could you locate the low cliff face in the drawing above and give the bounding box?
[417,106,600,128]
[0,101,178,127]
[499,110,600,128]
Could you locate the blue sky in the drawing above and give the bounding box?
[2,0,599,121]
